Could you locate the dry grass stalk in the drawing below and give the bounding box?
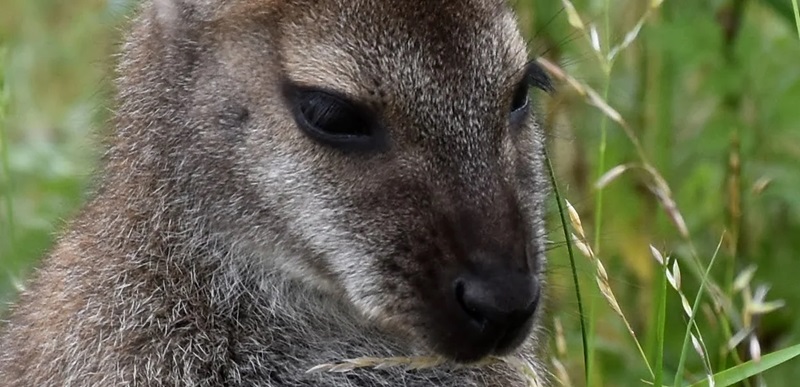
[307,356,448,374]
[537,57,626,128]
[550,318,572,386]
[550,357,572,387]
[560,0,586,32]
[542,42,740,352]
[751,177,772,195]
[554,317,568,358]
[595,164,631,190]
[547,38,724,387]
[728,266,785,363]
[550,2,789,384]
[565,200,654,378]
[648,183,690,239]
[607,0,664,62]
[307,355,544,386]
[565,200,585,241]
[650,245,715,383]
[560,0,665,72]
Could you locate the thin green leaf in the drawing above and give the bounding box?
[673,248,721,387]
[0,46,14,249]
[688,343,800,387]
[761,0,800,31]
[545,149,590,385]
[793,0,800,39]
[653,249,668,387]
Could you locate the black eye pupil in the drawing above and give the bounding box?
[510,82,530,113]
[299,91,370,137]
[286,84,386,152]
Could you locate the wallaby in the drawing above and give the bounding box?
[0,0,553,385]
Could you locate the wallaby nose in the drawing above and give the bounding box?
[455,279,537,328]
[453,270,539,354]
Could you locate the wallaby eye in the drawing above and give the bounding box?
[286,85,385,152]
[298,91,368,136]
[510,81,530,114]
[509,60,553,124]
[508,80,532,125]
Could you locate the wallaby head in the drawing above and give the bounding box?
[115,0,552,363]
[1,1,552,384]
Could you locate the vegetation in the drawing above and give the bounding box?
[2,0,799,385]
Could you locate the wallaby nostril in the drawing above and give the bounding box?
[453,275,539,332]
[455,279,489,330]
[455,279,488,328]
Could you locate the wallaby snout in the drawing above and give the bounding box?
[403,196,542,362]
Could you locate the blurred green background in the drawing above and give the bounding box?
[1,0,799,385]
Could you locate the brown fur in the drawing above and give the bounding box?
[0,0,551,385]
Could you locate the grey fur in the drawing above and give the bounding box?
[0,0,551,385]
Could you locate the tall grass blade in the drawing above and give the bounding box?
[0,46,14,247]
[792,0,800,39]
[545,149,590,385]
[652,247,668,387]
[673,245,722,387]
[688,343,800,387]
[759,0,797,25]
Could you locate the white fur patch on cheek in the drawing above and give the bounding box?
[289,194,388,320]
[251,149,389,320]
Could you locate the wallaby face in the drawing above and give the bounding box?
[202,0,552,362]
[1,0,551,383]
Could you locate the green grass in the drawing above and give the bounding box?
[546,147,590,385]
[792,0,800,39]
[3,0,800,385]
[528,0,800,385]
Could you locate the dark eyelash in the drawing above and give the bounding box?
[282,81,387,152]
[522,60,554,94]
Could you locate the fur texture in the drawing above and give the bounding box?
[0,0,551,385]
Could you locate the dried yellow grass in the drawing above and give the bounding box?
[549,2,790,384]
[550,318,572,386]
[564,200,654,379]
[650,240,728,383]
[307,355,544,386]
